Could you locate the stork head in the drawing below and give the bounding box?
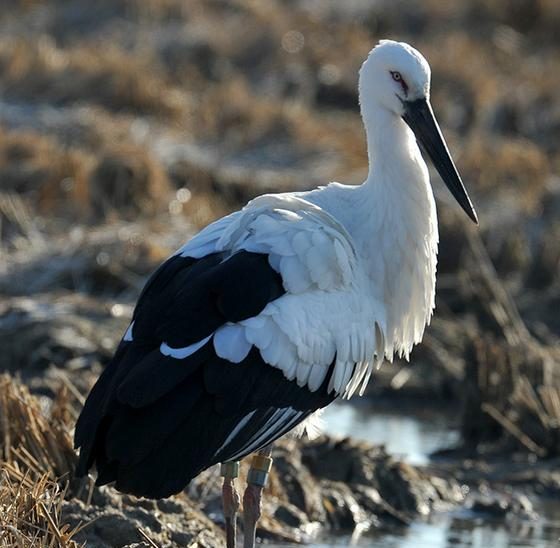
[359,39,431,113]
[360,40,478,224]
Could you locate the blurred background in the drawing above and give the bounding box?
[0,1,559,547]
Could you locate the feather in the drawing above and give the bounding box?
[279,255,312,294]
[296,361,312,387]
[161,335,212,359]
[291,231,312,258]
[213,324,251,363]
[123,322,134,342]
[308,363,326,392]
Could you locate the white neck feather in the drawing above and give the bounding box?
[361,104,438,359]
[308,102,439,361]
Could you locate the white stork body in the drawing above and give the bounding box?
[75,41,476,544]
[175,163,438,401]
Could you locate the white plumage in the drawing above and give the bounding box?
[175,168,436,399]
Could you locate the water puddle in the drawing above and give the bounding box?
[306,505,560,548]
[321,401,460,465]
[285,402,560,548]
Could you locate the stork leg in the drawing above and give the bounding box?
[221,461,241,548]
[242,445,273,548]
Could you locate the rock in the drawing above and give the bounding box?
[124,507,162,533]
[272,440,326,523]
[122,495,158,512]
[62,491,224,548]
[469,492,537,520]
[300,435,453,519]
[89,484,122,508]
[157,498,185,514]
[274,502,309,528]
[353,484,404,525]
[321,481,368,530]
[301,436,382,485]
[93,514,144,546]
[0,294,128,400]
[169,530,193,545]
[429,475,465,505]
[375,460,434,515]
[62,500,144,547]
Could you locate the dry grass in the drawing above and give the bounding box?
[460,134,549,211]
[0,37,187,118]
[0,375,83,547]
[457,230,560,455]
[88,144,173,221]
[478,375,560,458]
[0,375,76,484]
[0,473,83,547]
[194,77,290,144]
[510,376,560,453]
[0,127,92,217]
[0,125,174,223]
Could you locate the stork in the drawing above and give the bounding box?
[75,40,477,547]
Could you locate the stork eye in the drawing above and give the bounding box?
[390,71,408,94]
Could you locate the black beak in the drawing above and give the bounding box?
[402,98,478,224]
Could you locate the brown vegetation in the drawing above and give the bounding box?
[0,38,187,117]
[0,375,76,482]
[0,473,82,547]
[0,376,80,547]
[0,127,92,218]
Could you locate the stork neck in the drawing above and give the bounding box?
[351,102,438,359]
[362,104,418,186]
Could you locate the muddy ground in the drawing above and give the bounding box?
[0,0,559,546]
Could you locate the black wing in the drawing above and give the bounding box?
[75,250,336,499]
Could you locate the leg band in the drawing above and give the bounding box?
[247,454,273,487]
[251,454,273,473]
[221,461,240,479]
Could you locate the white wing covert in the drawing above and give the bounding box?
[178,193,387,399]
